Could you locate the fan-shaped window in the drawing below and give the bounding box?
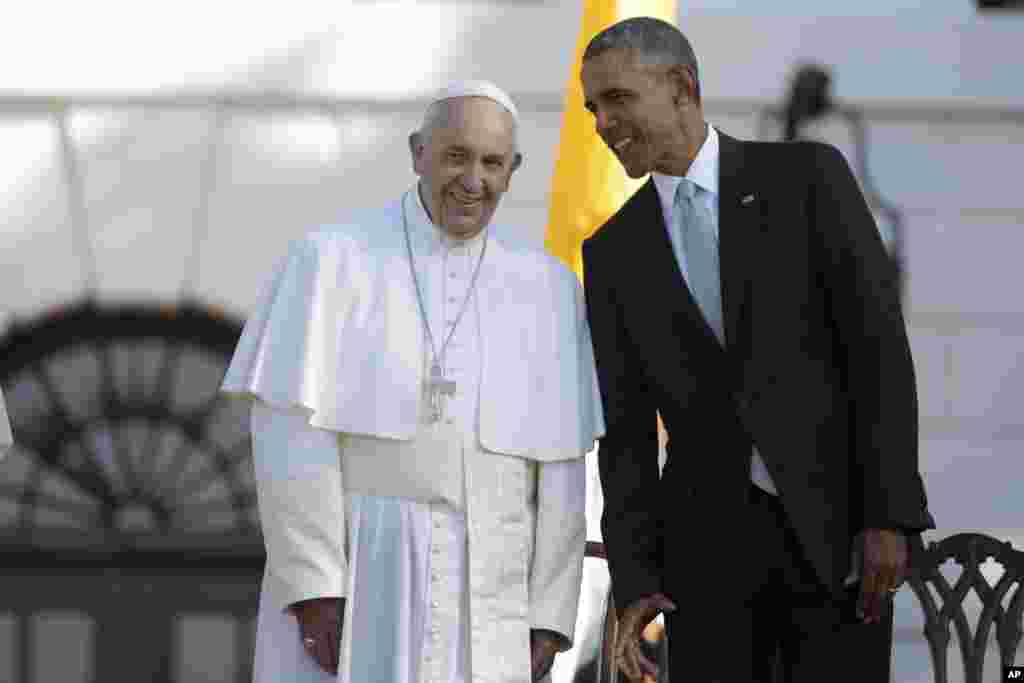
[1,301,256,549]
[0,301,259,683]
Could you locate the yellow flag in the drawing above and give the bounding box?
[544,0,679,281]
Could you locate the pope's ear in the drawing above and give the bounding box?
[498,152,522,193]
[409,132,425,175]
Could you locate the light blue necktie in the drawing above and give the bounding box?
[676,179,724,344]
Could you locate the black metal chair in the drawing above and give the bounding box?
[906,532,1024,683]
[586,533,1024,683]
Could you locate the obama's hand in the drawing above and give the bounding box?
[614,593,677,681]
[857,529,907,624]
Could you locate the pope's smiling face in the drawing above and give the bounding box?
[411,97,521,240]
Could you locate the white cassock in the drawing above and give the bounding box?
[221,186,605,683]
[0,388,12,458]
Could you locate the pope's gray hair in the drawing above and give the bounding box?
[415,96,520,153]
[584,17,702,103]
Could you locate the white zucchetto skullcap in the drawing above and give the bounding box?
[429,80,519,124]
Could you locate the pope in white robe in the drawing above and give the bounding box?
[221,81,605,683]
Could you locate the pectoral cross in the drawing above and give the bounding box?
[428,362,456,422]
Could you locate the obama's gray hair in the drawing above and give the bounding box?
[583,17,702,102]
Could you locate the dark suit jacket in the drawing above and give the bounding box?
[582,132,935,611]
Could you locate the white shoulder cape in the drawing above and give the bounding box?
[221,196,605,461]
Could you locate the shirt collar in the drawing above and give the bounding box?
[651,123,720,202]
[405,183,488,255]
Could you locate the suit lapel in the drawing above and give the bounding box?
[717,133,759,355]
[627,178,724,350]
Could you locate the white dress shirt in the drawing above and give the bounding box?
[650,124,779,497]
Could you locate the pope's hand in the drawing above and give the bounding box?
[290,597,345,674]
[530,629,563,681]
[614,593,676,681]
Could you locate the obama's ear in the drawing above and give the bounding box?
[667,65,699,107]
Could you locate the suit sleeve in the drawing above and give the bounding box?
[808,143,935,534]
[529,456,587,650]
[251,399,349,613]
[582,239,663,611]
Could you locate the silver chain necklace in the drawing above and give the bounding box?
[401,188,489,421]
